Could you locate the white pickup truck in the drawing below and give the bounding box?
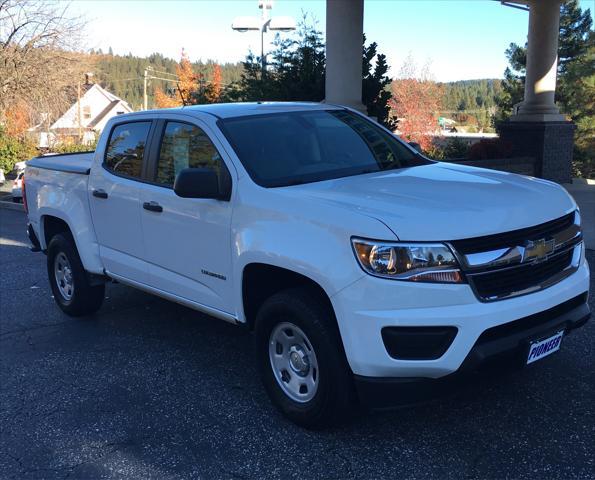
[24,103,590,427]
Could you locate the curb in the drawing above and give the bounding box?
[0,200,25,212]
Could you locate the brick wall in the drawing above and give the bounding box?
[497,121,575,184]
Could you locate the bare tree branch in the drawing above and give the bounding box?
[0,0,89,124]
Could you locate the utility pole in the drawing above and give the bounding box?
[77,81,82,142]
[143,68,148,111]
[143,66,179,109]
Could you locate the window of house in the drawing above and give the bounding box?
[155,122,225,187]
[104,122,151,179]
[82,105,91,120]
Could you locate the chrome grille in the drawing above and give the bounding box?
[450,212,582,302]
[451,213,575,254]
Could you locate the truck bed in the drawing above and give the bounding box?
[26,151,95,175]
[25,150,104,274]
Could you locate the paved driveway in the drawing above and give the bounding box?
[1,208,593,479]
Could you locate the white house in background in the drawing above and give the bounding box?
[30,83,133,148]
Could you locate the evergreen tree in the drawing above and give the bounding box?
[234,15,325,102]
[93,52,243,109]
[563,30,595,177]
[362,37,396,128]
[234,15,396,127]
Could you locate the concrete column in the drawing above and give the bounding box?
[325,0,366,112]
[512,0,564,122]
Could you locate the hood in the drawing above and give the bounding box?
[281,162,576,241]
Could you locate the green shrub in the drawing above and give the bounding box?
[424,145,445,160]
[573,144,594,179]
[442,138,470,158]
[0,127,37,173]
[49,138,97,154]
[425,138,470,160]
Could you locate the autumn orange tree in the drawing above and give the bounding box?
[206,64,222,103]
[4,100,32,137]
[154,51,224,107]
[390,56,443,151]
[154,50,198,108]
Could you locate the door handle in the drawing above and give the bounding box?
[92,189,108,199]
[143,201,163,213]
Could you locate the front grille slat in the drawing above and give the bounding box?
[469,250,573,300]
[451,212,575,254]
[453,212,579,302]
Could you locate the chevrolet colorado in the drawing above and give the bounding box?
[24,103,590,427]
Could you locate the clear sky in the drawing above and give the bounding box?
[72,0,594,82]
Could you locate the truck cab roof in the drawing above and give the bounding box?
[137,102,345,120]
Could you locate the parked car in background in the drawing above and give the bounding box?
[14,161,27,173]
[11,172,24,203]
[23,103,591,428]
[0,169,5,185]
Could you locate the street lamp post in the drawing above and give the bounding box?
[232,1,296,77]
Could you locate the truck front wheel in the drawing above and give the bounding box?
[47,233,105,317]
[255,287,356,428]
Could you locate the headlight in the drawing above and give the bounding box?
[351,239,463,283]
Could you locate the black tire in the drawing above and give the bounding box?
[47,233,105,317]
[255,287,356,428]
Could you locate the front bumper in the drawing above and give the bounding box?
[354,293,590,409]
[331,251,590,379]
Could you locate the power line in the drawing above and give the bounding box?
[106,77,143,83]
[147,75,180,82]
[146,68,178,78]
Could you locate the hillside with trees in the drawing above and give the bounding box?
[440,79,502,112]
[91,50,244,110]
[439,79,502,132]
[91,50,504,134]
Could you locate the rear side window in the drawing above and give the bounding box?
[155,121,225,187]
[104,122,151,179]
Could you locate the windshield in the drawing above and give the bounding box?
[219,109,430,187]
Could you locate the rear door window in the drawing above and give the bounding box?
[104,122,152,179]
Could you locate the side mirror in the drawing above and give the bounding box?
[173,167,232,201]
[408,141,423,153]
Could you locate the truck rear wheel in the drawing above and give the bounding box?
[255,287,356,428]
[47,233,104,317]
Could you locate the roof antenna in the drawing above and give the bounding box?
[176,82,188,106]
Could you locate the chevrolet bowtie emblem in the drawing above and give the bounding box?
[522,238,555,263]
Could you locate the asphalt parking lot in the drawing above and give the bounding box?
[1,207,594,480]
